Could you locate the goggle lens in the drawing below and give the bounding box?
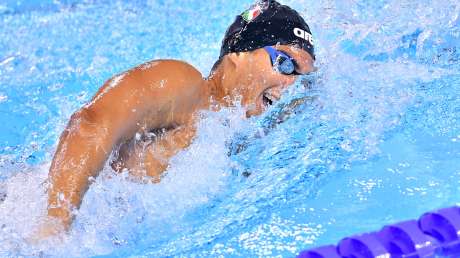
[275,56,295,75]
[264,46,299,75]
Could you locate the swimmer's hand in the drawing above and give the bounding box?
[28,216,65,244]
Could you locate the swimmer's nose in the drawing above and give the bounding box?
[279,75,297,88]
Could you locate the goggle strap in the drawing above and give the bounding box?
[263,46,279,66]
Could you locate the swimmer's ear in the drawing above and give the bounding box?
[226,53,240,65]
[219,53,239,72]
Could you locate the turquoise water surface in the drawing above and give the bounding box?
[0,0,459,257]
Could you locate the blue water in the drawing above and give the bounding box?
[0,0,459,257]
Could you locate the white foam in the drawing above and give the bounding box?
[0,105,248,257]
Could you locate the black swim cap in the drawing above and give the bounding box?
[219,0,315,60]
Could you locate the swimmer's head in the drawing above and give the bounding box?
[210,0,316,117]
[219,0,315,60]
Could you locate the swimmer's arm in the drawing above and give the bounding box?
[131,123,197,182]
[46,75,161,229]
[46,60,204,231]
[46,107,117,229]
[148,124,197,171]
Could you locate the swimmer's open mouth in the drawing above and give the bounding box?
[262,91,279,107]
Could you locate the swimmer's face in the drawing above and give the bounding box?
[228,45,315,117]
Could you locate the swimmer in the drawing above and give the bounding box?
[40,0,316,237]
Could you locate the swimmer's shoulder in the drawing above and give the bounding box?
[132,59,204,85]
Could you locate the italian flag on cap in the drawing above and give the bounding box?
[242,5,262,22]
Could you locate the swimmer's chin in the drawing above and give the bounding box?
[245,97,271,118]
[245,106,265,118]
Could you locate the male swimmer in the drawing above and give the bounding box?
[42,0,315,235]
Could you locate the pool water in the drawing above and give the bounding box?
[0,0,459,257]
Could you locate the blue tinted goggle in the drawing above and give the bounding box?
[263,46,301,75]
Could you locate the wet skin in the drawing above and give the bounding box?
[44,45,315,234]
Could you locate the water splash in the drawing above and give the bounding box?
[0,0,459,257]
